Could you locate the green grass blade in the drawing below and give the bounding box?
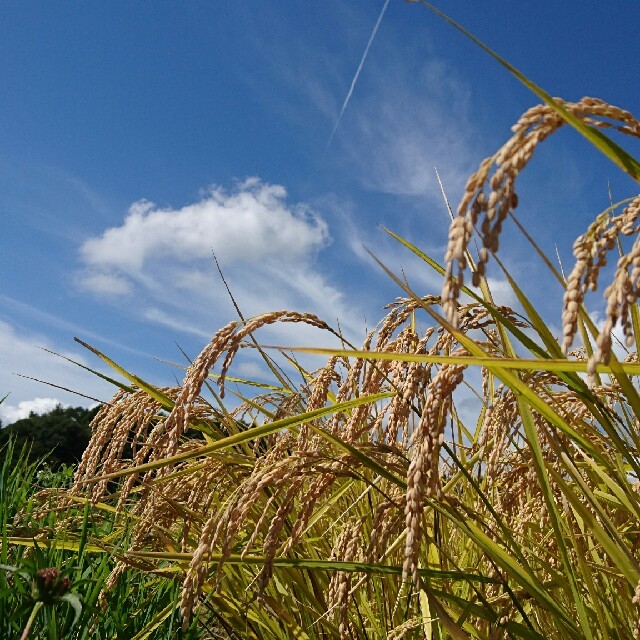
[126,552,499,584]
[75,338,176,410]
[281,347,640,376]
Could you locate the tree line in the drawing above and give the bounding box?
[0,404,100,469]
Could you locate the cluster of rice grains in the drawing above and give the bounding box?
[443,96,640,370]
[65,98,640,637]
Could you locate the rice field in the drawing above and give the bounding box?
[3,5,640,639]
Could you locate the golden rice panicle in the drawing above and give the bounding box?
[115,400,221,514]
[179,459,286,626]
[376,295,439,349]
[385,327,436,445]
[386,360,425,445]
[299,356,342,449]
[179,462,228,552]
[327,518,364,638]
[327,320,411,442]
[338,518,364,638]
[180,511,219,631]
[148,318,238,462]
[366,493,404,563]
[443,97,640,327]
[147,311,338,464]
[99,392,164,491]
[337,328,374,402]
[73,389,126,486]
[178,451,278,616]
[305,356,342,414]
[388,618,423,640]
[215,460,290,557]
[217,310,338,399]
[479,387,517,486]
[72,388,168,503]
[326,526,350,629]
[284,464,344,553]
[403,358,466,589]
[241,491,281,559]
[257,481,303,598]
[592,234,640,373]
[325,329,375,436]
[562,195,640,356]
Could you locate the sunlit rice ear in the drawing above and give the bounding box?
[403,355,466,590]
[443,97,640,329]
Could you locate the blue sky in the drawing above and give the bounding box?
[2,1,639,422]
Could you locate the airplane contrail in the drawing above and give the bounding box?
[327,0,391,148]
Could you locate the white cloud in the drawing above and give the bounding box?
[76,178,369,349]
[1,397,68,424]
[143,307,211,340]
[79,271,132,296]
[0,320,116,425]
[79,179,329,275]
[482,277,519,310]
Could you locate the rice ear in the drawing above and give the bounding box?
[444,98,640,330]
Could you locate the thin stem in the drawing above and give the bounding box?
[20,601,44,640]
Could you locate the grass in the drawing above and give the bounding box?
[4,4,640,638]
[0,439,203,639]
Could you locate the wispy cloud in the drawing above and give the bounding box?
[0,320,115,424]
[77,178,368,348]
[340,58,477,201]
[0,157,117,243]
[0,294,159,360]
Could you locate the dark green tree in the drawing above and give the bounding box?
[0,404,100,469]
